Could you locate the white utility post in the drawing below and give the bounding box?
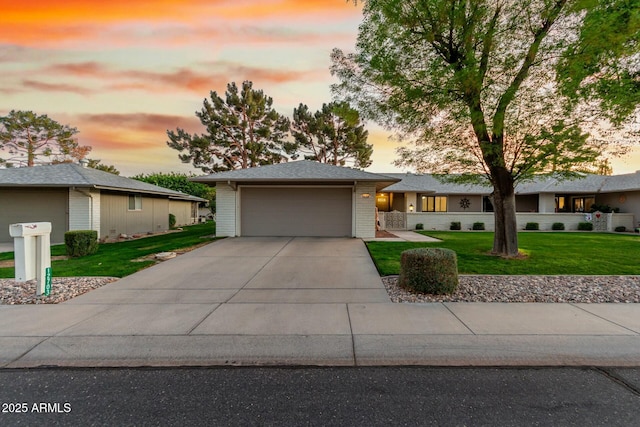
[9,222,52,297]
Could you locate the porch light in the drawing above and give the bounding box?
[361,193,371,198]
[409,204,414,212]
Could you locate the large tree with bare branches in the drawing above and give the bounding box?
[331,0,639,257]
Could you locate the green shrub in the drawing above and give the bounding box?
[398,248,459,294]
[415,223,424,230]
[169,213,177,229]
[450,221,461,230]
[552,222,565,231]
[525,222,539,230]
[65,230,99,257]
[578,222,593,231]
[590,204,620,213]
[615,226,626,232]
[472,222,485,230]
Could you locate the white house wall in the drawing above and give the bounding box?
[355,182,376,239]
[538,193,556,213]
[447,195,483,213]
[169,200,196,226]
[68,188,101,237]
[215,184,237,237]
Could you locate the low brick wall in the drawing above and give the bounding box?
[404,212,635,231]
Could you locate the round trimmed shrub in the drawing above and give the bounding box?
[525,222,539,230]
[450,221,461,230]
[578,222,593,231]
[472,222,485,230]
[552,222,565,230]
[415,223,424,230]
[65,230,99,257]
[398,248,459,294]
[615,226,626,232]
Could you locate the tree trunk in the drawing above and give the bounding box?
[491,167,519,257]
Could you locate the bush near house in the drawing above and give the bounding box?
[615,226,626,232]
[415,223,424,230]
[525,222,539,230]
[398,248,458,294]
[169,213,177,229]
[578,222,594,231]
[590,204,620,213]
[552,222,565,230]
[472,222,485,230]
[450,222,461,230]
[65,230,99,257]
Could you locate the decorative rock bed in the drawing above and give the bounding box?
[2,275,639,305]
[0,277,118,304]
[383,275,640,303]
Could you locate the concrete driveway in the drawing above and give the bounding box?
[65,237,390,305]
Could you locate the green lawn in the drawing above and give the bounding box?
[367,231,640,276]
[0,222,217,279]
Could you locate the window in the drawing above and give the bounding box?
[555,196,568,212]
[572,197,595,213]
[483,196,494,212]
[421,196,447,212]
[128,194,142,211]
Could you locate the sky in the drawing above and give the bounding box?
[0,0,638,177]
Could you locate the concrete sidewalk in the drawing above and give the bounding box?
[365,230,441,242]
[1,237,639,368]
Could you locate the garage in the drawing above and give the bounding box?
[192,160,400,239]
[240,187,352,237]
[0,188,68,243]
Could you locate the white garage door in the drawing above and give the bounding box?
[241,187,352,237]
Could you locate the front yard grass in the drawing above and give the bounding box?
[367,231,639,276]
[0,222,217,279]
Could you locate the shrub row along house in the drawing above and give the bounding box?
[193,161,639,238]
[0,163,205,244]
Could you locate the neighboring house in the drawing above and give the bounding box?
[192,160,399,238]
[0,163,206,243]
[377,172,640,231]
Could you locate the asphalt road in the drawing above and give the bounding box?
[1,367,639,426]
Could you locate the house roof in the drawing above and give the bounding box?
[191,160,400,185]
[381,173,493,194]
[379,172,640,195]
[0,163,206,202]
[600,171,640,192]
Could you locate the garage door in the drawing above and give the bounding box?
[0,188,68,243]
[241,187,352,237]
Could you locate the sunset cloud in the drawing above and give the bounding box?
[0,0,360,48]
[33,61,321,95]
[1,0,358,24]
[21,79,93,95]
[78,113,202,135]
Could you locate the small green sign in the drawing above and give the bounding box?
[44,267,52,296]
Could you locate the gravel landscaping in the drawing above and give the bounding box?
[2,275,639,305]
[383,275,640,303]
[0,277,118,305]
